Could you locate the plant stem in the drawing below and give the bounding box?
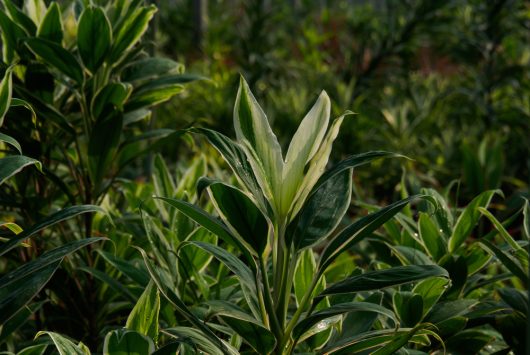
[259,255,282,341]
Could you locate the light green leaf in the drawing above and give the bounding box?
[448,190,501,252]
[0,132,21,154]
[77,6,112,73]
[163,327,226,355]
[418,212,446,261]
[25,38,84,84]
[103,329,154,355]
[37,2,62,44]
[23,0,47,25]
[0,10,26,63]
[35,332,90,355]
[412,277,449,317]
[0,155,41,185]
[0,65,13,126]
[109,4,156,64]
[126,281,160,342]
[281,91,330,214]
[234,76,283,212]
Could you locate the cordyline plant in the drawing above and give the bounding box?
[137,77,449,354]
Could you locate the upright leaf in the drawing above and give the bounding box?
[103,329,154,355]
[234,76,283,211]
[37,2,62,43]
[0,65,13,126]
[126,281,160,343]
[2,0,37,35]
[77,6,112,73]
[0,9,26,63]
[448,190,500,252]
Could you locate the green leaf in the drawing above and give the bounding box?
[0,132,21,154]
[523,199,530,241]
[418,212,446,261]
[126,74,201,111]
[393,292,423,327]
[293,302,396,341]
[87,110,123,189]
[163,327,228,355]
[0,65,13,126]
[315,265,448,303]
[0,9,26,63]
[203,179,269,255]
[191,128,268,214]
[205,300,276,354]
[16,343,48,355]
[0,205,103,256]
[289,169,351,250]
[103,329,154,355]
[478,239,528,282]
[35,331,90,355]
[2,0,37,35]
[122,58,183,82]
[78,266,136,302]
[412,277,449,317]
[319,195,433,274]
[109,4,156,64]
[91,82,132,119]
[126,281,160,342]
[36,2,62,43]
[478,207,526,253]
[0,155,41,185]
[181,241,259,318]
[0,238,104,324]
[448,190,500,252]
[294,249,318,306]
[234,76,283,211]
[25,38,84,84]
[77,6,112,73]
[281,91,330,214]
[155,197,253,264]
[136,247,228,352]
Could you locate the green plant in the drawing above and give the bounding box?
[130,77,449,354]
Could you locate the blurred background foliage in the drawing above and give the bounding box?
[153,0,529,206]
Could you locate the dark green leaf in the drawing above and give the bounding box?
[163,327,227,355]
[2,0,37,35]
[316,265,448,303]
[478,239,528,282]
[91,82,132,119]
[35,331,89,355]
[0,9,26,63]
[122,57,183,82]
[393,292,423,327]
[37,2,62,43]
[103,329,154,355]
[0,205,103,256]
[77,6,112,73]
[293,302,396,341]
[0,155,41,185]
[289,169,351,250]
[25,38,84,84]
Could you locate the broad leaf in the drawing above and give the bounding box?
[126,281,160,342]
[289,169,351,250]
[25,38,84,84]
[35,331,90,355]
[418,212,446,261]
[103,329,154,355]
[234,76,283,211]
[203,178,269,255]
[37,2,62,43]
[77,6,111,73]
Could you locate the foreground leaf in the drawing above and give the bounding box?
[126,281,160,343]
[103,329,154,355]
[35,331,90,355]
[0,155,41,185]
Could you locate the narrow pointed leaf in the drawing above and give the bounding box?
[418,212,446,261]
[163,327,226,355]
[316,265,448,303]
[126,281,160,342]
[2,0,37,35]
[0,132,22,153]
[319,195,433,274]
[25,38,84,84]
[478,239,528,282]
[448,190,501,252]
[0,155,41,185]
[0,205,103,256]
[0,65,13,126]
[294,302,396,341]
